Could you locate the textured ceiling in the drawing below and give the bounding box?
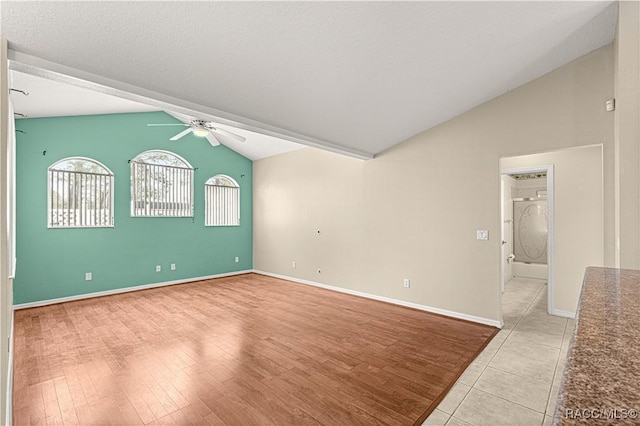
[9,70,304,161]
[1,1,618,157]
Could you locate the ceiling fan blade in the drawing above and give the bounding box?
[211,127,246,143]
[166,111,194,125]
[205,132,221,147]
[147,123,189,127]
[170,128,193,141]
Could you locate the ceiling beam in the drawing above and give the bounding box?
[8,50,374,161]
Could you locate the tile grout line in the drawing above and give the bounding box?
[451,282,545,424]
[482,364,554,388]
[504,282,545,331]
[431,280,562,426]
[456,383,473,409]
[473,386,548,415]
[475,282,551,419]
[488,281,544,359]
[448,385,477,426]
[543,316,574,418]
[528,283,565,420]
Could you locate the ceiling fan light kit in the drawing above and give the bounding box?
[192,127,209,138]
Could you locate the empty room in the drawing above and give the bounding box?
[0,1,639,426]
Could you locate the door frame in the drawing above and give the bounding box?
[0,37,13,426]
[500,164,554,316]
[500,175,513,294]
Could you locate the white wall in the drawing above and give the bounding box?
[614,1,640,268]
[254,44,614,324]
[502,145,604,314]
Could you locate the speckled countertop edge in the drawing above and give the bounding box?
[553,267,640,425]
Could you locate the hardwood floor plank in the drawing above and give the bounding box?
[222,377,301,425]
[13,273,497,425]
[208,395,276,426]
[113,397,145,425]
[40,380,63,426]
[201,409,228,426]
[125,392,156,425]
[13,406,30,425]
[52,377,79,425]
[73,404,97,425]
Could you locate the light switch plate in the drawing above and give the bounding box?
[605,99,615,112]
[476,230,489,240]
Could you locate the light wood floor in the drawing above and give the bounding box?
[13,273,497,425]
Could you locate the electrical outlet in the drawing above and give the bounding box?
[170,263,176,271]
[403,278,410,288]
[235,256,239,263]
[292,261,296,268]
[156,265,161,272]
[85,272,92,281]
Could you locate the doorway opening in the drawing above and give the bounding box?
[500,164,554,326]
[500,144,605,324]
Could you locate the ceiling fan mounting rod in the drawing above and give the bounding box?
[191,119,211,129]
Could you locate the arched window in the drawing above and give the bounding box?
[130,150,194,217]
[205,175,240,226]
[48,157,114,228]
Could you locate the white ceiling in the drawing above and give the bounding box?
[9,70,304,161]
[10,70,161,117]
[1,1,618,158]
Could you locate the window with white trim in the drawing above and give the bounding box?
[205,175,240,226]
[130,150,194,217]
[48,157,114,228]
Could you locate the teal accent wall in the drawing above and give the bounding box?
[14,111,253,304]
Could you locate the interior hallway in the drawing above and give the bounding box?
[424,277,574,426]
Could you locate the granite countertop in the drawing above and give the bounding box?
[554,267,640,425]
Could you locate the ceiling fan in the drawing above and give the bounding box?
[147,112,246,147]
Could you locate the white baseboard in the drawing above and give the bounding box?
[253,270,503,328]
[550,308,576,319]
[14,268,508,328]
[13,270,253,310]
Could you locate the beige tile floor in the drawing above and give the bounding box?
[423,277,575,426]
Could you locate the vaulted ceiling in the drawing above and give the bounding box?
[9,70,305,161]
[1,1,618,159]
